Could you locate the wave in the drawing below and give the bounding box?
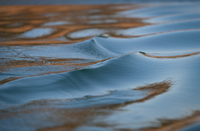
[94,29,200,53]
[1,2,200,131]
[1,51,200,106]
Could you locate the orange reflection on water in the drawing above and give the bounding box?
[0,5,146,45]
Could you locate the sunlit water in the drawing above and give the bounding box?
[0,2,200,131]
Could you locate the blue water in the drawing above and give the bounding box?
[1,2,200,131]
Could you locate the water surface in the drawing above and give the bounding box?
[0,2,200,131]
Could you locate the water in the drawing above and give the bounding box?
[1,2,200,131]
[20,28,55,38]
[43,21,72,26]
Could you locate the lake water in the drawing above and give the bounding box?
[0,1,200,131]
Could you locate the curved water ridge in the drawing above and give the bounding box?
[71,38,119,59]
[1,52,200,106]
[1,2,200,131]
[95,30,200,54]
[1,52,200,131]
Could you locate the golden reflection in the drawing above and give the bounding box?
[0,5,146,45]
[0,4,146,85]
[3,80,199,131]
[0,78,199,131]
[1,4,199,86]
[142,111,200,131]
[0,80,177,131]
[141,51,200,59]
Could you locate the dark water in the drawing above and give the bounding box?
[1,2,200,131]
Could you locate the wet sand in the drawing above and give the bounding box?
[1,2,200,131]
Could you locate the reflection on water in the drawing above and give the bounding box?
[145,13,200,23]
[43,21,72,26]
[116,19,200,36]
[20,28,55,38]
[68,28,106,39]
[88,19,117,24]
[1,2,200,131]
